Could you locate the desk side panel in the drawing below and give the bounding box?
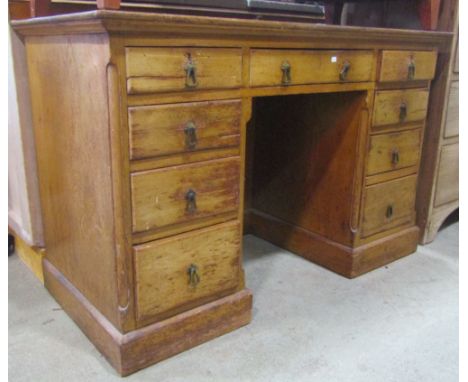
[25,34,122,329]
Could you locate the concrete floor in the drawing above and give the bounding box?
[9,221,458,381]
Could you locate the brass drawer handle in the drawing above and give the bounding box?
[187,264,200,287]
[386,204,394,219]
[399,102,407,122]
[185,189,197,214]
[184,122,197,149]
[281,61,291,85]
[408,59,416,80]
[339,61,351,81]
[184,57,198,88]
[391,149,400,165]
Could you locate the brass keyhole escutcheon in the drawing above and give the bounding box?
[399,102,407,122]
[185,189,197,214]
[184,122,197,150]
[386,205,394,219]
[340,61,351,81]
[187,264,200,287]
[281,61,291,85]
[407,59,416,80]
[391,149,400,165]
[184,56,198,88]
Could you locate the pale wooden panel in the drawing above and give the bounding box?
[362,175,417,237]
[26,34,122,328]
[8,27,44,247]
[131,157,240,233]
[373,89,429,126]
[134,221,241,321]
[444,81,458,138]
[367,128,422,175]
[126,47,242,94]
[129,99,241,160]
[250,49,375,87]
[434,143,459,207]
[379,50,437,82]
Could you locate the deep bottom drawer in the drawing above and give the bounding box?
[134,221,241,323]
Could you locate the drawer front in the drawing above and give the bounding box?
[367,129,422,175]
[434,143,459,207]
[131,157,240,233]
[362,175,417,237]
[250,49,375,87]
[379,50,437,82]
[126,47,242,94]
[129,100,242,160]
[134,221,241,321]
[373,89,429,127]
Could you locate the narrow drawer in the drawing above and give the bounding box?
[373,89,429,127]
[362,175,417,237]
[131,157,240,233]
[367,129,422,176]
[126,47,242,94]
[250,49,375,87]
[379,50,437,82]
[129,100,242,160]
[134,221,241,322]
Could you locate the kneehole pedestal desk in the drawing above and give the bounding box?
[12,11,451,376]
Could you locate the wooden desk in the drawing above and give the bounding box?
[12,11,451,375]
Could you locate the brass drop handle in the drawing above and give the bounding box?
[386,205,394,219]
[281,61,291,85]
[185,189,197,214]
[391,149,400,165]
[184,122,197,149]
[408,59,416,80]
[340,61,351,81]
[184,59,198,88]
[187,264,200,287]
[399,102,407,122]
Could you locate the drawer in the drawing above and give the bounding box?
[129,100,242,160]
[362,175,417,237]
[379,50,437,82]
[134,221,241,321]
[250,49,375,87]
[126,47,242,94]
[367,129,422,176]
[131,157,240,233]
[373,89,429,127]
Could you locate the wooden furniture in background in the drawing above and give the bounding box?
[12,10,451,375]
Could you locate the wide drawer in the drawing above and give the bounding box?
[250,49,375,87]
[373,89,429,127]
[134,221,241,321]
[126,47,243,94]
[367,129,422,176]
[131,157,240,233]
[379,50,437,82]
[129,100,242,160]
[361,175,417,237]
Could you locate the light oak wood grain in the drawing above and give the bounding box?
[373,88,429,126]
[131,157,240,233]
[434,143,458,207]
[129,99,241,160]
[126,47,242,94]
[134,221,241,322]
[250,49,375,87]
[443,81,458,138]
[379,50,437,82]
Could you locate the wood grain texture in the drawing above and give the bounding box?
[131,157,240,233]
[379,50,437,82]
[26,34,125,330]
[434,143,458,207]
[366,128,422,175]
[44,258,252,377]
[443,81,458,138]
[361,175,417,237]
[250,49,375,87]
[129,99,241,160]
[126,47,242,94]
[134,221,241,323]
[373,88,429,126]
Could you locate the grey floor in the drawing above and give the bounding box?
[9,221,458,382]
